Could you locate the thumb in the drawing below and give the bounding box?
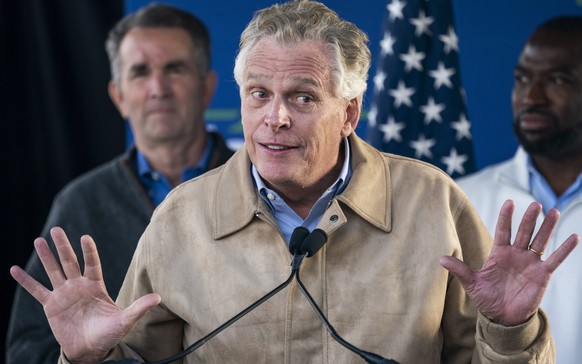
[123,293,161,327]
[440,256,474,288]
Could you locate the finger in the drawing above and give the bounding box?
[544,234,580,272]
[122,293,162,330]
[35,237,66,288]
[513,202,543,250]
[493,200,515,247]
[80,234,104,281]
[10,265,52,305]
[528,208,559,254]
[439,256,474,288]
[50,227,82,280]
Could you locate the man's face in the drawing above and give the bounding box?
[239,38,358,194]
[109,27,215,149]
[511,29,582,159]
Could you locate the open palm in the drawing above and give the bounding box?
[441,200,579,326]
[10,227,160,363]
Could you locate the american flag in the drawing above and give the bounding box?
[366,0,476,179]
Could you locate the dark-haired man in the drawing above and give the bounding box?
[457,15,582,363]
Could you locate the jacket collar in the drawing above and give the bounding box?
[212,133,392,240]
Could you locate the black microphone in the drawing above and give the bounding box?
[101,227,310,364]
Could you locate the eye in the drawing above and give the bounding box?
[166,62,188,75]
[297,95,313,104]
[548,75,572,86]
[251,90,268,99]
[129,65,150,79]
[513,73,529,85]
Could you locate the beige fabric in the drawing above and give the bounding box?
[61,134,554,364]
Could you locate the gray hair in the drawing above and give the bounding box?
[233,0,370,106]
[105,3,211,86]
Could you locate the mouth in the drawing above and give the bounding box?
[260,143,296,152]
[518,112,555,132]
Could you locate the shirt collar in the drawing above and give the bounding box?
[527,155,582,213]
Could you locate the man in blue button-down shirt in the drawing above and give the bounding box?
[5,4,233,364]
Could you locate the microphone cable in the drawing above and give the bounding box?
[102,227,399,364]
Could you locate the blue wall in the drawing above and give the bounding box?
[126,0,581,170]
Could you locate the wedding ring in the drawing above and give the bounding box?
[528,247,544,256]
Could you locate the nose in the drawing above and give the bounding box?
[148,72,170,98]
[264,98,290,131]
[522,80,548,106]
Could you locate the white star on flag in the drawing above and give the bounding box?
[379,116,406,143]
[410,134,436,159]
[439,26,459,54]
[428,61,455,89]
[441,147,468,175]
[374,70,387,92]
[380,32,397,55]
[399,45,425,72]
[451,113,472,140]
[410,9,433,36]
[420,96,445,124]
[389,80,415,108]
[387,0,407,22]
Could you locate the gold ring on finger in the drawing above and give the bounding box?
[528,247,544,256]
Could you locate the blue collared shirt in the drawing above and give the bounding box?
[528,156,582,214]
[136,136,214,206]
[252,138,352,244]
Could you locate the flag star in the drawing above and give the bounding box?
[373,70,387,92]
[439,26,459,54]
[367,105,378,128]
[410,134,436,159]
[389,80,415,108]
[428,61,455,89]
[379,116,406,143]
[451,113,472,140]
[441,148,468,175]
[380,32,397,56]
[387,0,406,22]
[410,9,434,36]
[420,96,445,124]
[399,45,425,72]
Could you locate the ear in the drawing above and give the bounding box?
[108,80,128,119]
[202,70,218,109]
[340,97,360,138]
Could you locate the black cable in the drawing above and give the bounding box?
[294,268,399,364]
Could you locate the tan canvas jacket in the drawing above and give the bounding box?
[61,134,554,364]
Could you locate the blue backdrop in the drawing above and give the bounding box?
[126,0,582,170]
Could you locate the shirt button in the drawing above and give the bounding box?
[151,172,160,181]
[330,215,339,222]
[267,193,275,201]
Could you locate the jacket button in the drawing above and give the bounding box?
[330,215,339,222]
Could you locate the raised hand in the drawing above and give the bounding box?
[440,200,579,326]
[10,227,161,363]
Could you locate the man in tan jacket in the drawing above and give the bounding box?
[10,1,579,363]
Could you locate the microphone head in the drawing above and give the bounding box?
[289,226,310,255]
[301,228,328,257]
